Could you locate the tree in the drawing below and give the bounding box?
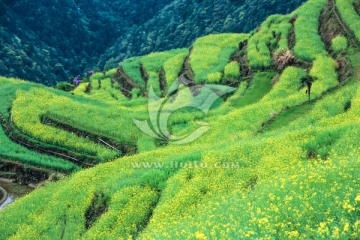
[55,82,75,92]
[300,74,317,102]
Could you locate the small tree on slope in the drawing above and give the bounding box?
[300,74,317,102]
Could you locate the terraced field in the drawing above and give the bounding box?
[0,0,359,239]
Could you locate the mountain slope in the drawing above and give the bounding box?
[0,0,173,85]
[97,0,306,70]
[0,0,360,239]
[0,0,305,85]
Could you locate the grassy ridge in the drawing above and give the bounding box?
[163,51,189,87]
[140,49,187,95]
[0,78,78,172]
[336,0,360,43]
[121,49,188,95]
[12,89,119,161]
[247,14,291,69]
[190,34,248,84]
[121,57,146,89]
[293,0,328,61]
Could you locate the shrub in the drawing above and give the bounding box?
[105,68,117,78]
[232,71,276,107]
[207,72,223,84]
[72,82,89,96]
[90,77,100,90]
[277,21,292,51]
[331,36,348,54]
[55,82,75,92]
[247,32,273,69]
[137,135,157,153]
[266,67,306,99]
[90,72,103,81]
[224,61,240,80]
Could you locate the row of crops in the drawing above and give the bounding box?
[336,0,360,43]
[0,78,79,172]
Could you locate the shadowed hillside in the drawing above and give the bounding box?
[0,0,305,85]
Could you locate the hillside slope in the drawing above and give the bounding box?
[0,0,305,85]
[0,0,360,239]
[0,0,172,85]
[96,0,306,70]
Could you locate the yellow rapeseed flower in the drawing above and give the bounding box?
[245,231,255,237]
[195,232,207,240]
[355,194,360,202]
[288,230,300,238]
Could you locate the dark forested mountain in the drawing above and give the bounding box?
[98,0,306,70]
[0,0,172,85]
[0,0,305,85]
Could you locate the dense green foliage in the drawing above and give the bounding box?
[247,14,291,69]
[0,126,77,172]
[293,0,328,61]
[231,71,275,109]
[140,49,187,95]
[310,55,338,95]
[336,0,360,43]
[331,35,349,53]
[163,51,189,87]
[0,0,306,85]
[190,34,248,84]
[0,0,360,239]
[99,0,306,70]
[0,0,173,85]
[1,50,359,237]
[121,49,188,94]
[224,61,241,81]
[0,78,78,172]
[120,57,146,89]
[12,89,120,161]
